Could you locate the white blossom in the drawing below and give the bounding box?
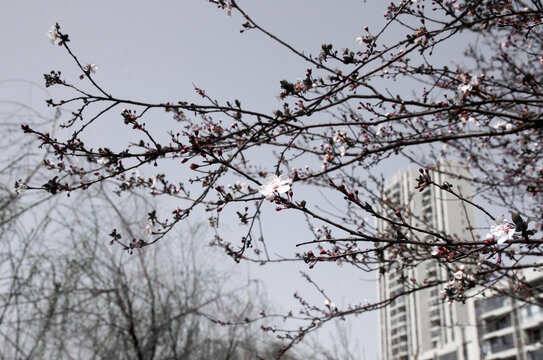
[14,180,28,194]
[143,224,153,235]
[454,271,464,280]
[457,75,479,96]
[490,215,515,244]
[332,130,348,156]
[492,120,514,131]
[468,117,480,126]
[84,64,98,74]
[46,25,60,45]
[235,180,249,190]
[141,222,154,239]
[332,130,346,144]
[97,157,108,165]
[258,173,291,200]
[224,1,233,16]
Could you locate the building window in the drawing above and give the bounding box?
[521,304,543,323]
[483,314,511,334]
[482,333,515,356]
[526,327,543,345]
[528,347,543,360]
[475,296,510,317]
[422,197,432,207]
[439,351,458,360]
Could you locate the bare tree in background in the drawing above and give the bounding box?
[28,204,289,360]
[0,81,61,357]
[0,85,303,360]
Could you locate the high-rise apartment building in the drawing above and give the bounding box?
[377,160,478,360]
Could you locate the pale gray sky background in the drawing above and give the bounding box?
[1,1,475,358]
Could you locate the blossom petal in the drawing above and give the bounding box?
[496,234,508,245]
[258,184,272,196]
[277,173,290,183]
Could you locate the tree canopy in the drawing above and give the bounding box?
[19,0,543,354]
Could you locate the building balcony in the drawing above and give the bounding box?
[391,344,409,357]
[430,328,441,339]
[480,313,512,335]
[484,347,517,360]
[525,344,543,360]
[429,308,440,319]
[521,304,543,325]
[479,304,513,321]
[476,297,511,319]
[481,327,514,342]
[481,333,515,359]
[521,317,543,332]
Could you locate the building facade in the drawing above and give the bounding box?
[471,269,543,360]
[377,161,478,360]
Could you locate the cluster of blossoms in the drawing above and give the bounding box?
[442,265,476,303]
[323,299,336,312]
[97,157,108,165]
[456,74,480,100]
[14,179,28,195]
[492,120,514,132]
[233,180,249,191]
[430,246,444,257]
[459,114,480,127]
[332,130,347,157]
[48,25,98,77]
[222,1,233,16]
